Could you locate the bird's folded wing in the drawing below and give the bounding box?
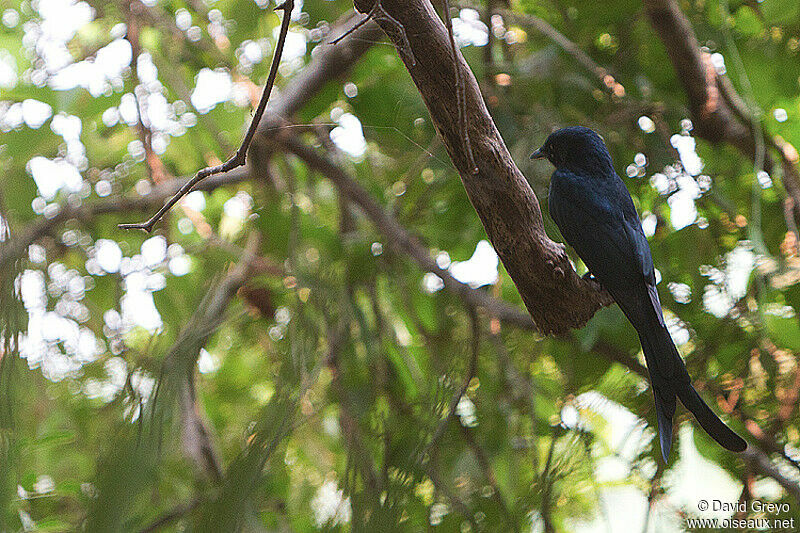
[549,170,657,301]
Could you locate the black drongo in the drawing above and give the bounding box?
[532,126,746,461]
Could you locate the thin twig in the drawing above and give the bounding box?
[138,497,202,533]
[641,461,665,533]
[329,1,416,65]
[119,0,294,232]
[441,0,477,173]
[460,425,519,532]
[426,460,479,530]
[539,425,558,533]
[329,3,382,45]
[741,446,800,503]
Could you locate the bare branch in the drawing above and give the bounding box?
[165,233,262,479]
[644,0,800,223]
[345,1,415,65]
[425,306,481,457]
[119,1,295,232]
[2,11,378,270]
[328,3,384,47]
[741,446,800,503]
[460,424,519,532]
[350,0,612,334]
[138,497,202,533]
[265,12,383,122]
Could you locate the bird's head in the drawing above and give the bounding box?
[531,126,614,175]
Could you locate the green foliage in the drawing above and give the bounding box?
[1,0,800,531]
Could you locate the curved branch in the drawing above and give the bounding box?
[643,0,750,148]
[1,12,379,271]
[119,0,294,232]
[352,0,612,334]
[261,12,384,123]
[741,447,800,503]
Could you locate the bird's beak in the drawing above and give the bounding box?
[530,147,546,160]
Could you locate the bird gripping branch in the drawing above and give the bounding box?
[533,126,746,461]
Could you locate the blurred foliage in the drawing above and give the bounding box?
[1,0,800,531]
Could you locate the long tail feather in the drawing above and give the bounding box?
[639,324,747,459]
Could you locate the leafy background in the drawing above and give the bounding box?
[1,0,800,531]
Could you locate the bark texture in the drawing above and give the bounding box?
[352,0,612,334]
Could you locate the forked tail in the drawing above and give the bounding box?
[639,323,747,461]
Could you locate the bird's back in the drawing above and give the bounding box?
[548,167,654,296]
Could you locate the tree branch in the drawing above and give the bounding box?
[1,11,378,271]
[163,233,261,480]
[350,0,613,335]
[138,497,202,533]
[119,0,294,232]
[0,168,249,272]
[741,446,800,503]
[441,0,476,172]
[592,338,800,503]
[265,12,383,122]
[644,0,750,148]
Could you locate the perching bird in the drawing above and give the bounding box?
[531,126,746,461]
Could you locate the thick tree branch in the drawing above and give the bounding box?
[351,0,612,335]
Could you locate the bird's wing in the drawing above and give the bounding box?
[618,184,665,326]
[549,169,663,322]
[550,170,746,458]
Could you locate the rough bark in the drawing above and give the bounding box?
[352,0,612,335]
